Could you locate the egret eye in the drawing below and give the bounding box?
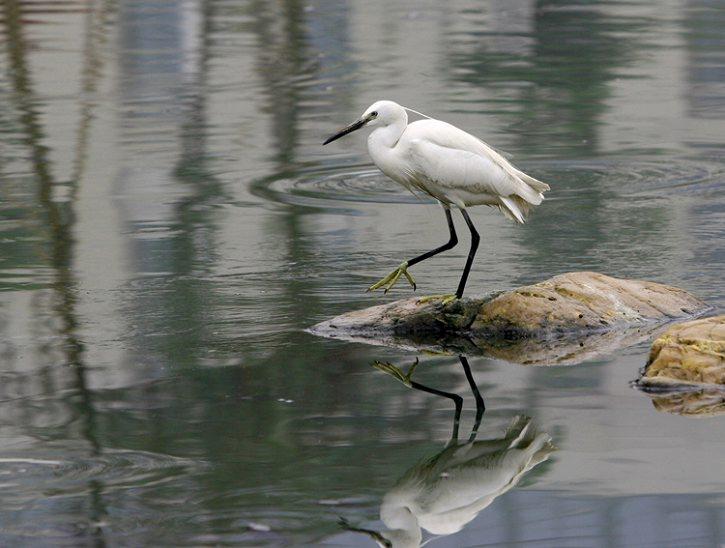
[371,111,378,117]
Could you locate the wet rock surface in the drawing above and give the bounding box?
[310,272,710,364]
[637,315,725,389]
[310,272,709,364]
[468,271,708,335]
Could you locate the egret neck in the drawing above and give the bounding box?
[367,108,409,185]
[368,107,407,150]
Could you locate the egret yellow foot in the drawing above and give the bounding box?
[372,358,419,387]
[417,293,458,305]
[367,261,416,293]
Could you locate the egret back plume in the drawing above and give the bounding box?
[402,106,433,119]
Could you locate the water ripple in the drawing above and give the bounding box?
[533,157,725,198]
[251,165,431,209]
[0,449,204,501]
[251,157,724,212]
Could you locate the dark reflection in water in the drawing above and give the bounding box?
[340,356,555,548]
[1,1,109,544]
[447,0,645,152]
[0,0,724,545]
[117,0,234,373]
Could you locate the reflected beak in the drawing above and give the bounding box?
[338,518,391,548]
[323,117,368,145]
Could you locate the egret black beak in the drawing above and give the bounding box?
[323,117,367,145]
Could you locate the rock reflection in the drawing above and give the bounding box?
[341,356,555,547]
[639,387,725,418]
[314,319,665,366]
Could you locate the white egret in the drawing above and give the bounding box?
[324,100,550,301]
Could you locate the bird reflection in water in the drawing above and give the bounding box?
[340,356,555,548]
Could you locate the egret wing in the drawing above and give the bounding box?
[408,138,516,199]
[405,120,549,221]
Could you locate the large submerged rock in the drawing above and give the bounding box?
[637,315,725,389]
[309,271,710,365]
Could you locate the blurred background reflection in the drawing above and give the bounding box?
[0,0,723,545]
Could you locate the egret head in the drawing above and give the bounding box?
[323,100,407,145]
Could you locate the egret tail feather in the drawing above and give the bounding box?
[498,196,528,224]
[513,168,550,194]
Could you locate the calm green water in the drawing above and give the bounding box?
[1,0,724,546]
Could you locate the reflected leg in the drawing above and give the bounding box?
[410,380,463,444]
[459,356,485,442]
[372,358,463,442]
[372,358,420,387]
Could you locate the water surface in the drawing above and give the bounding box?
[0,0,724,546]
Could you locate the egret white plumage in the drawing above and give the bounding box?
[323,100,550,301]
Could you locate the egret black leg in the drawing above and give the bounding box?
[368,207,458,294]
[407,207,458,267]
[456,209,480,299]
